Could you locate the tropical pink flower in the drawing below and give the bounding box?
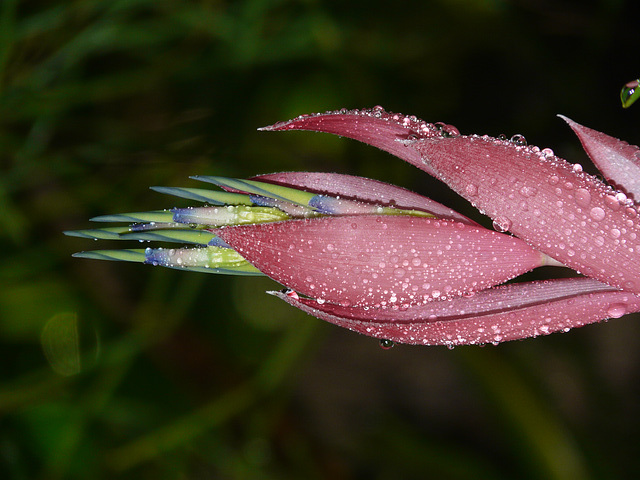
[67,107,640,346]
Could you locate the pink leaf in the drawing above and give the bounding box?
[272,278,640,346]
[252,172,476,224]
[259,107,460,177]
[218,215,546,307]
[413,134,640,293]
[559,115,640,200]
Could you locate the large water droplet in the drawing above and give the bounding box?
[541,148,555,157]
[621,79,639,108]
[590,207,606,221]
[604,195,621,211]
[575,188,591,207]
[379,339,395,350]
[492,217,512,232]
[510,134,527,146]
[607,303,627,318]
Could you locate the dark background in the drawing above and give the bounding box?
[1,0,640,478]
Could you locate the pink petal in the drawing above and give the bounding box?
[252,172,476,224]
[218,215,546,307]
[559,115,640,200]
[413,134,640,293]
[272,278,640,346]
[259,107,460,177]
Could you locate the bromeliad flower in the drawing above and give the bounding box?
[66,107,640,346]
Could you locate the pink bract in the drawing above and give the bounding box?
[254,107,640,345]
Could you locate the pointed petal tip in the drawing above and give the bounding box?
[559,113,640,199]
[252,108,463,177]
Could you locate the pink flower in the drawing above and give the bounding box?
[67,107,640,346]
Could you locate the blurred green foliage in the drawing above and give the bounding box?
[1,0,640,478]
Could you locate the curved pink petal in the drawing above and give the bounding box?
[272,278,640,346]
[259,107,460,177]
[252,172,476,224]
[559,115,640,200]
[218,215,546,308]
[413,134,640,293]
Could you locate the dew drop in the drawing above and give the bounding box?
[589,207,606,221]
[465,184,479,196]
[281,288,299,300]
[520,186,537,197]
[394,268,406,278]
[510,134,527,146]
[607,303,627,318]
[574,188,591,207]
[379,339,395,350]
[604,195,621,211]
[541,147,555,157]
[442,124,460,137]
[492,217,512,232]
[620,79,639,108]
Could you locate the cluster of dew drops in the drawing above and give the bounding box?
[287,106,640,349]
[293,105,462,140]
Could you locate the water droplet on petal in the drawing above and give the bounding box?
[575,188,591,207]
[590,207,606,221]
[492,217,512,232]
[607,303,627,318]
[379,339,395,350]
[442,124,460,137]
[604,195,621,211]
[465,184,479,196]
[541,147,555,157]
[520,186,537,197]
[510,134,527,146]
[281,288,299,300]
